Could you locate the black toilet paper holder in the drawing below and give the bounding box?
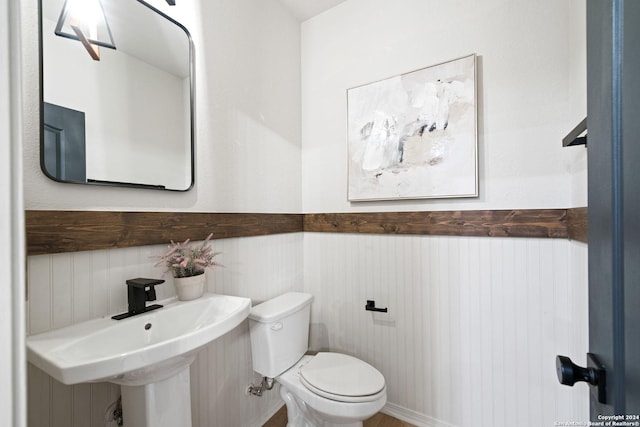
[365,300,388,313]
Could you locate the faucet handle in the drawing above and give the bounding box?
[146,286,157,301]
[126,278,165,288]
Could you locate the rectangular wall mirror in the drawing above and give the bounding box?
[39,0,195,191]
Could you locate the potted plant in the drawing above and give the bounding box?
[154,233,222,301]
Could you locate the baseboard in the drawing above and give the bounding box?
[382,402,457,427]
[256,398,454,427]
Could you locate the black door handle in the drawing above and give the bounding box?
[556,355,598,386]
[556,353,606,404]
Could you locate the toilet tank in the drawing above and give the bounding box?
[248,292,313,378]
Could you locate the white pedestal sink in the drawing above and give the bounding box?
[27,293,251,427]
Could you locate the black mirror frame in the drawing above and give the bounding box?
[38,0,196,192]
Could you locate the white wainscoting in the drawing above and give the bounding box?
[26,232,588,427]
[26,233,303,427]
[304,233,589,427]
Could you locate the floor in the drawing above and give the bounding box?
[263,405,417,427]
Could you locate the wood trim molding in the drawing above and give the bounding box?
[25,211,303,256]
[304,209,570,239]
[567,207,588,243]
[25,208,588,255]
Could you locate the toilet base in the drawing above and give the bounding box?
[280,385,363,427]
[275,355,386,427]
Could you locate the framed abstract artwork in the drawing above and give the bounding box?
[347,54,478,201]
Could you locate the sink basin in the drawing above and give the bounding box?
[27,293,251,386]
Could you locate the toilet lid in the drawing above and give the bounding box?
[299,352,385,403]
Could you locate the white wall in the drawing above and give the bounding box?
[301,0,587,212]
[567,1,588,207]
[27,233,304,427]
[304,234,589,426]
[25,235,589,427]
[23,0,302,212]
[299,0,590,425]
[23,0,304,425]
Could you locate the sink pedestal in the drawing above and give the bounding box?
[121,366,192,427]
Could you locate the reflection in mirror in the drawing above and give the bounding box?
[54,0,117,61]
[40,0,194,191]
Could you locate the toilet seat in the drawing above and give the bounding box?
[299,352,385,403]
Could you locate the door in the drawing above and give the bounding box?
[42,102,87,182]
[576,0,640,416]
[558,0,640,417]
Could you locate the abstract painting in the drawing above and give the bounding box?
[347,54,478,201]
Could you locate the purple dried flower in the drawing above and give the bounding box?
[151,234,222,278]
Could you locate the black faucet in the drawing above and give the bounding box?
[112,278,165,320]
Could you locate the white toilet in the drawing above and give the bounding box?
[249,292,387,427]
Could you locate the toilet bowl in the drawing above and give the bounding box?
[248,293,387,427]
[277,354,386,427]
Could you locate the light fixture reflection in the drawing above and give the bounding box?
[54,0,116,61]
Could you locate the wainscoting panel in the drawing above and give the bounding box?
[27,231,588,427]
[303,233,589,427]
[26,233,304,427]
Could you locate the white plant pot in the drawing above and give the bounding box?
[173,273,205,301]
